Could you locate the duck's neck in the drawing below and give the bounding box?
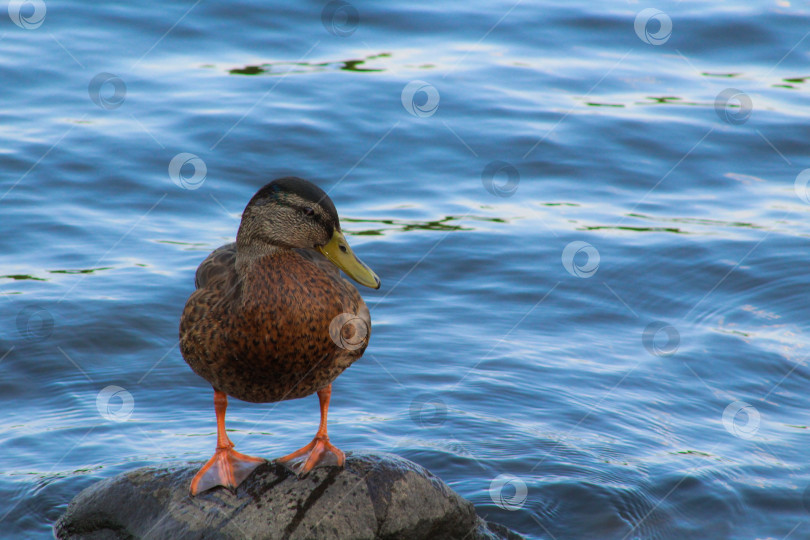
[235,238,283,276]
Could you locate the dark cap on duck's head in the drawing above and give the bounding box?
[239,177,339,250]
[237,177,380,289]
[247,177,340,230]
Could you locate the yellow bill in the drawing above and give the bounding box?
[317,230,381,289]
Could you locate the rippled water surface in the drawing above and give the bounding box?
[3,1,810,538]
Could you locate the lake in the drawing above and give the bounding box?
[2,1,810,538]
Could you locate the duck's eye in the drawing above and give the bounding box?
[303,207,315,216]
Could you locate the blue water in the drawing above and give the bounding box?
[3,1,810,538]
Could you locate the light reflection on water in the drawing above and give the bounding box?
[2,1,810,539]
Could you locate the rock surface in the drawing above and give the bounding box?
[54,451,524,540]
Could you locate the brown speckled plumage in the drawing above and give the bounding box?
[179,177,379,494]
[178,176,375,409]
[179,242,370,403]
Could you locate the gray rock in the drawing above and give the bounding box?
[54,451,524,540]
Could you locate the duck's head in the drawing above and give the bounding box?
[237,177,381,289]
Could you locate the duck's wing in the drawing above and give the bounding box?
[195,242,238,290]
[181,243,241,386]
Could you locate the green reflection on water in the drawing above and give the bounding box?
[640,96,701,106]
[49,267,113,275]
[1,274,47,281]
[674,450,714,457]
[627,213,765,230]
[343,215,509,236]
[579,225,687,234]
[229,53,391,76]
[701,72,741,78]
[156,240,210,248]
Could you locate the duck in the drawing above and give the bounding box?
[179,176,381,495]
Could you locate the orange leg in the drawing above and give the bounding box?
[189,390,265,495]
[277,384,345,475]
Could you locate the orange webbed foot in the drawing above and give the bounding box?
[190,447,265,495]
[277,435,345,476]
